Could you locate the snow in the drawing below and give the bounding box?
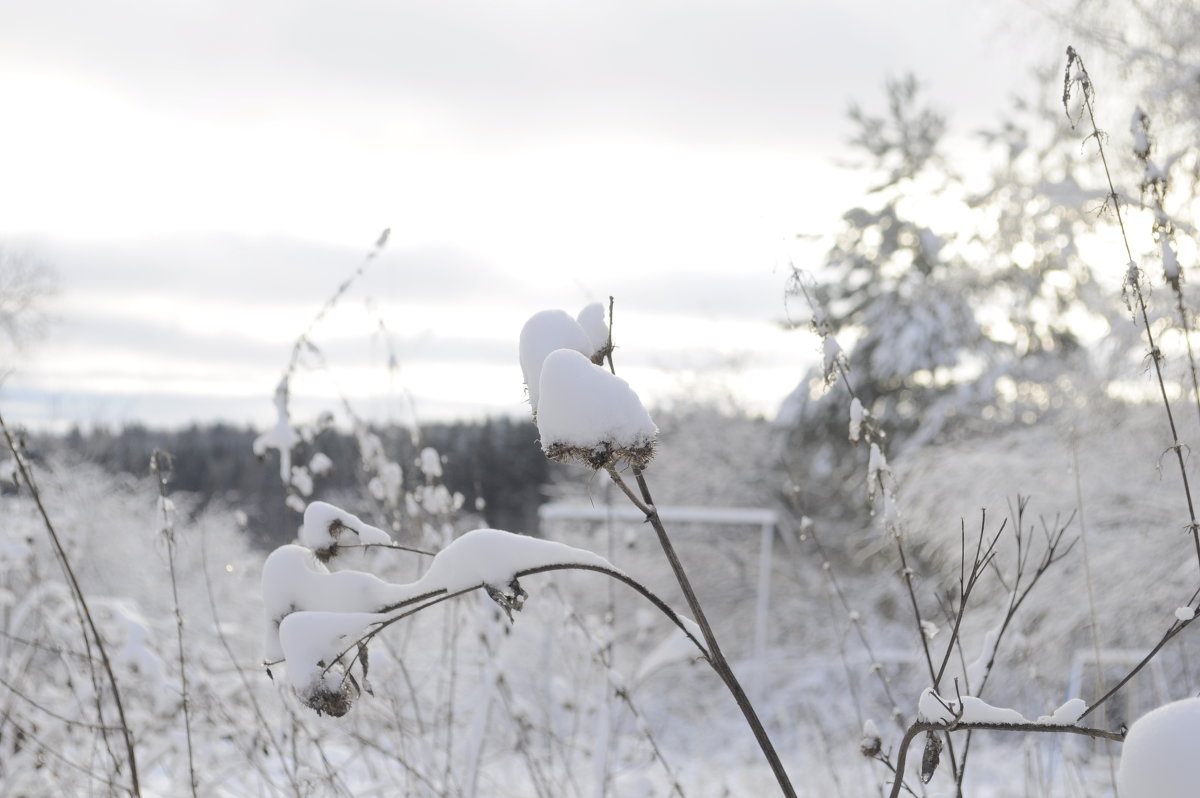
[915,688,1027,725]
[252,377,298,483]
[414,528,615,597]
[1036,698,1087,726]
[368,461,403,503]
[822,335,842,383]
[278,610,386,701]
[867,443,887,484]
[1117,697,1200,798]
[299,501,393,556]
[264,527,619,668]
[576,302,609,357]
[958,696,1027,724]
[291,466,314,497]
[535,348,657,467]
[308,452,334,476]
[917,687,955,723]
[518,310,594,413]
[1163,238,1180,283]
[260,544,410,661]
[848,397,864,443]
[419,446,443,479]
[1175,606,1195,622]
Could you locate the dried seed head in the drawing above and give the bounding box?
[543,440,656,471]
[302,679,354,718]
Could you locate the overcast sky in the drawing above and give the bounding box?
[0,0,1051,431]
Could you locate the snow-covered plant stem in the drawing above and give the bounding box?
[150,450,197,798]
[886,719,1123,798]
[1065,46,1200,575]
[790,276,965,789]
[1065,46,1200,728]
[0,411,141,796]
[606,465,796,798]
[1130,106,1200,428]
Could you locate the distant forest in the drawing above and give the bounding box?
[24,417,552,549]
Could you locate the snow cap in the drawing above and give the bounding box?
[535,348,657,469]
[1118,697,1200,798]
[519,310,594,413]
[300,501,392,561]
[576,302,611,361]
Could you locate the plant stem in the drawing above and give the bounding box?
[152,451,198,798]
[626,467,797,798]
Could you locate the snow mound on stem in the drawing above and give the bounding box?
[263,529,621,685]
[519,310,593,413]
[576,302,610,360]
[535,348,657,469]
[300,501,392,560]
[415,528,614,595]
[1118,697,1200,798]
[279,610,385,717]
[260,545,411,661]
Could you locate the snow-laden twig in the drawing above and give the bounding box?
[1130,106,1200,431]
[1065,46,1200,576]
[263,521,711,719]
[887,717,1123,798]
[791,275,963,788]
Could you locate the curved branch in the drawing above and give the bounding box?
[313,560,711,687]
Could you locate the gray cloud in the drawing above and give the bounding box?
[607,268,789,320]
[37,235,529,306]
[2,1,1036,149]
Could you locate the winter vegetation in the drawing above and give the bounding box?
[6,5,1200,796]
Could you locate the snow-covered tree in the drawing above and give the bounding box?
[780,74,1125,517]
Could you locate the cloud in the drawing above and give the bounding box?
[37,234,529,306]
[0,0,1029,150]
[607,268,788,320]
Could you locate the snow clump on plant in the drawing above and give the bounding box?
[535,348,656,469]
[299,500,393,562]
[1117,697,1200,798]
[519,305,657,469]
[263,499,622,717]
[519,309,594,413]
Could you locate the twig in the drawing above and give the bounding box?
[887,719,1123,798]
[151,450,197,798]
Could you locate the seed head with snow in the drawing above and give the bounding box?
[519,306,657,469]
